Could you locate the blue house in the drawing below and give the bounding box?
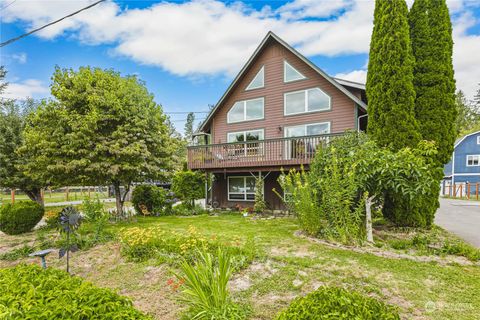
[443,131,480,196]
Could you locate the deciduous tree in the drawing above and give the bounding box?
[23,67,175,216]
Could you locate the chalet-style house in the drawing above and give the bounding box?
[443,131,480,197]
[187,32,368,210]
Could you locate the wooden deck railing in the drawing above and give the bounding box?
[187,132,344,170]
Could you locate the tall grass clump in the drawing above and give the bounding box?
[174,249,247,320]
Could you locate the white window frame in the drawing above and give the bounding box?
[227,129,265,157]
[284,88,331,116]
[227,97,264,123]
[246,66,264,91]
[477,136,480,145]
[284,122,331,160]
[284,122,331,138]
[227,176,260,202]
[284,60,306,83]
[466,154,480,167]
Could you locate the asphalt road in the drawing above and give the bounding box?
[435,198,480,248]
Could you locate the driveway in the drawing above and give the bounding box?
[435,198,480,248]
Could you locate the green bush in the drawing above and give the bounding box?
[0,201,44,235]
[82,196,108,221]
[172,203,209,216]
[132,184,172,216]
[175,249,248,320]
[0,264,150,319]
[276,286,399,320]
[172,170,205,209]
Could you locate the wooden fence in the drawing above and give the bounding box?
[442,182,480,200]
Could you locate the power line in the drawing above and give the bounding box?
[0,0,106,47]
[0,0,17,10]
[165,111,209,114]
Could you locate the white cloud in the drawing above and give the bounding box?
[2,79,49,100]
[2,0,480,98]
[335,69,367,83]
[11,53,27,64]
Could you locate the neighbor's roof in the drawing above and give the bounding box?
[198,31,367,132]
[454,130,480,148]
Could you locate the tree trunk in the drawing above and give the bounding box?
[113,182,124,218]
[365,195,375,243]
[24,188,44,207]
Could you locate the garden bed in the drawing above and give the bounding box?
[1,215,479,319]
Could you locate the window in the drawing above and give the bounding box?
[228,176,258,201]
[227,97,264,123]
[284,61,306,82]
[466,155,480,166]
[246,66,264,90]
[285,122,330,159]
[284,88,330,115]
[477,136,480,144]
[227,129,264,156]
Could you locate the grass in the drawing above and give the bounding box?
[1,215,479,320]
[0,191,110,204]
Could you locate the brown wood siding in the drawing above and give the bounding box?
[209,39,356,144]
[212,172,285,210]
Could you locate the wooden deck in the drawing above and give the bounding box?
[187,133,343,170]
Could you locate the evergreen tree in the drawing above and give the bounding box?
[184,112,195,141]
[409,0,457,166]
[366,0,420,151]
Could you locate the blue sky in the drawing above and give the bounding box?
[1,0,479,133]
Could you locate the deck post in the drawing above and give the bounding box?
[204,172,208,209]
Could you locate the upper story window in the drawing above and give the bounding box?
[466,155,480,166]
[284,61,306,82]
[246,66,264,90]
[227,97,264,123]
[477,136,480,144]
[284,88,331,115]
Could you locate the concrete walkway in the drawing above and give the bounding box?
[435,198,480,248]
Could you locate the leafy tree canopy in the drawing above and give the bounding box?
[22,66,176,215]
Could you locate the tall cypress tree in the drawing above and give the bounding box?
[409,0,457,166]
[366,0,420,151]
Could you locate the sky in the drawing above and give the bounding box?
[1,0,480,133]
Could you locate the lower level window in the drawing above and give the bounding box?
[466,155,480,166]
[228,176,257,201]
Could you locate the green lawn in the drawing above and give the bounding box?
[0,190,110,204]
[1,215,479,319]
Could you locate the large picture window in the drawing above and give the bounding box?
[284,122,330,159]
[227,129,264,156]
[284,88,330,115]
[466,155,480,166]
[227,98,264,123]
[228,176,258,201]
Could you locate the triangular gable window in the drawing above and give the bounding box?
[284,61,306,82]
[246,66,264,90]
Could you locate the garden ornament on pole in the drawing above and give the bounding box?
[58,206,82,273]
[29,249,55,269]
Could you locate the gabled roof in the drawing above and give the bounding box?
[198,31,367,132]
[454,130,480,148]
[333,77,366,90]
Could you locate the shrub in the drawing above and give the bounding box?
[118,225,257,270]
[172,203,209,216]
[276,286,399,320]
[172,170,205,209]
[175,249,248,320]
[44,209,61,228]
[0,201,44,235]
[132,184,173,216]
[253,177,267,213]
[82,196,107,221]
[0,264,150,319]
